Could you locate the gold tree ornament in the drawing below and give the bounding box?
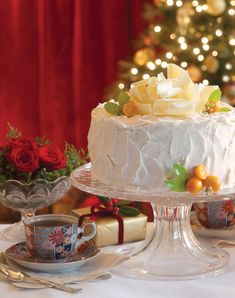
[187,65,202,82]
[133,48,156,66]
[205,55,220,74]
[207,0,226,16]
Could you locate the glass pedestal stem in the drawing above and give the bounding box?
[113,202,229,281]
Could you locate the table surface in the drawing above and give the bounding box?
[0,224,235,298]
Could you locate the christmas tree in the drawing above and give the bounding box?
[109,0,235,104]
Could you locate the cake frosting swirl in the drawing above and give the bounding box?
[88,64,235,191]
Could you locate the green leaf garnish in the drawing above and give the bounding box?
[173,163,188,179]
[208,88,222,103]
[218,107,231,112]
[118,91,130,108]
[165,163,188,192]
[119,205,140,217]
[104,102,122,116]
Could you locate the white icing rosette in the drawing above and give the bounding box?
[129,64,219,117]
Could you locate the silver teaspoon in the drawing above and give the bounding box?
[0,264,82,294]
[64,272,112,285]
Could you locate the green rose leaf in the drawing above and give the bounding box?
[104,102,122,116]
[165,163,188,192]
[119,205,140,217]
[118,91,130,108]
[208,88,222,103]
[218,107,231,112]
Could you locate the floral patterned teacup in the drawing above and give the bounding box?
[194,200,235,229]
[24,214,96,261]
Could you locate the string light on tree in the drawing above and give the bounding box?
[212,50,218,56]
[203,44,210,51]
[180,43,188,50]
[196,5,203,13]
[147,62,156,70]
[166,52,173,59]
[222,75,230,82]
[203,79,209,85]
[192,1,199,7]
[155,59,162,65]
[176,1,183,7]
[154,26,162,33]
[193,48,200,55]
[181,61,188,68]
[229,38,235,46]
[201,37,209,44]
[131,68,138,75]
[216,29,223,37]
[198,55,204,61]
[225,63,232,70]
[178,36,185,44]
[161,61,168,68]
[167,0,174,6]
[143,74,150,79]
[118,83,125,90]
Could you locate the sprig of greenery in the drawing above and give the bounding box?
[34,135,51,146]
[6,123,22,139]
[64,143,88,174]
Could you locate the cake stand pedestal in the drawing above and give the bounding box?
[71,163,234,281]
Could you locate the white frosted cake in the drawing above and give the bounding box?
[88,64,235,192]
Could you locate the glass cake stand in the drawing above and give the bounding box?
[70,163,234,281]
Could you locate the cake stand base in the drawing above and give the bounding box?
[112,203,229,281]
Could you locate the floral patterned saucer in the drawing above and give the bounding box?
[6,241,100,272]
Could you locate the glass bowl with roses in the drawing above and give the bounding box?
[0,125,87,241]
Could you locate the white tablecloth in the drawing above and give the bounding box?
[1,224,235,298]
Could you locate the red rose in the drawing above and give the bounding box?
[10,147,40,173]
[39,144,67,171]
[8,137,38,151]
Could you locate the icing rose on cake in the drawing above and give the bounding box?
[129,63,219,116]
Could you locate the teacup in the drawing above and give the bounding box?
[24,214,96,261]
[194,200,235,229]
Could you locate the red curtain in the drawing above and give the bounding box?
[0,0,147,150]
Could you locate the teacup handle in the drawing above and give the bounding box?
[77,222,96,244]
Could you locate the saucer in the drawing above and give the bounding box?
[6,241,101,272]
[191,213,235,240]
[192,223,235,239]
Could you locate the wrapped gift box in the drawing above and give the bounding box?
[70,207,148,247]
